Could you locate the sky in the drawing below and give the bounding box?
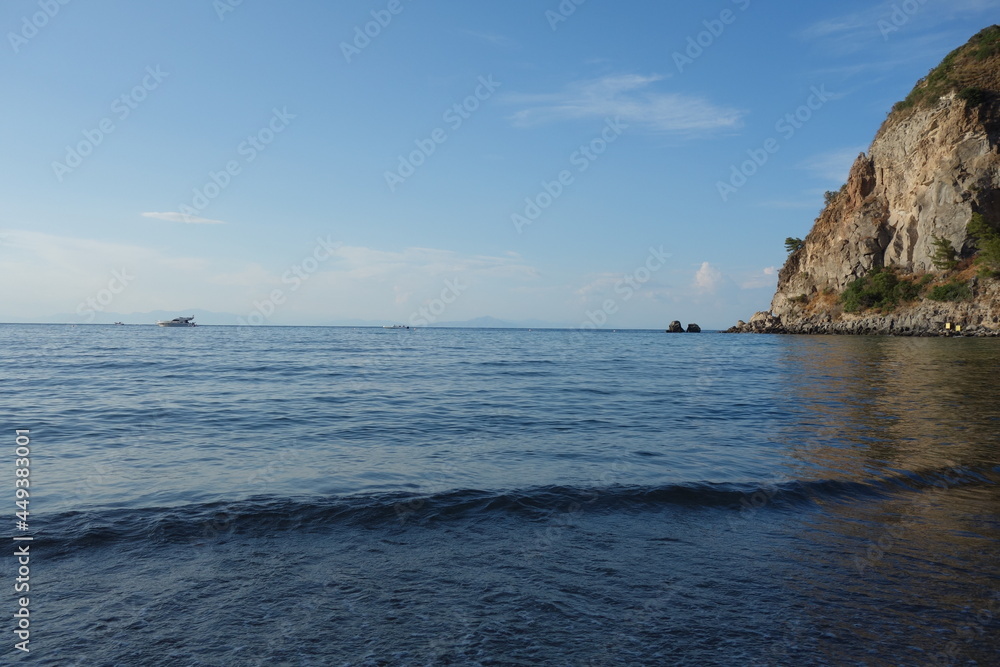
[2,0,998,329]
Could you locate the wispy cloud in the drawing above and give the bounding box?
[141,212,227,225]
[800,0,1000,57]
[504,74,744,133]
[799,146,867,183]
[800,9,883,49]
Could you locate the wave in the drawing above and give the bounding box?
[36,464,998,557]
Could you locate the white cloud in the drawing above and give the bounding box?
[694,262,724,292]
[764,266,777,276]
[504,74,744,133]
[141,212,227,225]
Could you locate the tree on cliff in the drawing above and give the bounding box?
[967,212,1000,275]
[930,236,958,270]
[784,238,804,255]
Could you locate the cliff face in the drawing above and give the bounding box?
[754,26,1000,335]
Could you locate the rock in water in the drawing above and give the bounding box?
[668,321,684,333]
[686,323,702,333]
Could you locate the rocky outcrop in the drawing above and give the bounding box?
[666,321,702,332]
[726,312,785,334]
[736,26,1000,335]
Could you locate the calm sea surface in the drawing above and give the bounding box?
[2,324,999,665]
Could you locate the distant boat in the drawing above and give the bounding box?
[382,324,410,329]
[113,322,124,326]
[156,316,196,327]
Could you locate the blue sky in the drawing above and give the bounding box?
[2,0,998,328]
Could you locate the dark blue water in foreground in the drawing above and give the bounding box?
[2,324,999,665]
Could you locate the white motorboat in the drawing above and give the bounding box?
[156,316,196,327]
[382,324,410,329]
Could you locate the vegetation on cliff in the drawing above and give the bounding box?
[744,25,1000,335]
[967,212,1000,276]
[927,280,972,302]
[930,236,959,271]
[783,237,803,255]
[891,25,1000,114]
[833,267,971,314]
[830,212,994,314]
[840,268,922,313]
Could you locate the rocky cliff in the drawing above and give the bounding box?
[733,26,1000,335]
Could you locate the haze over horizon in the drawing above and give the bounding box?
[3,0,999,329]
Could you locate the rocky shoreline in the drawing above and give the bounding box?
[726,310,1000,336]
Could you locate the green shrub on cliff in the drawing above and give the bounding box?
[958,87,988,107]
[927,280,972,302]
[971,25,1000,60]
[840,268,920,313]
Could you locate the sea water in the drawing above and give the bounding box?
[1,324,998,665]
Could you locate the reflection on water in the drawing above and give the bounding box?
[770,336,1000,665]
[777,337,1000,469]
